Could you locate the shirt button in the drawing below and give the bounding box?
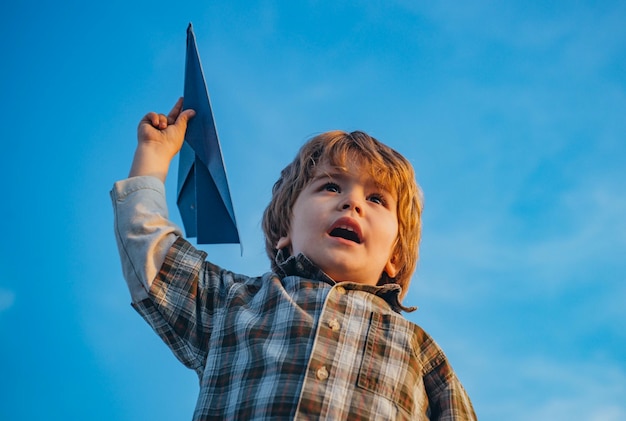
[335,286,346,295]
[328,318,341,332]
[316,366,329,381]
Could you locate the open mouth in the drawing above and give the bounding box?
[329,226,361,244]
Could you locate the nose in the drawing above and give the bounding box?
[340,196,362,215]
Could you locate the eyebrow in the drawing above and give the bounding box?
[311,168,395,196]
[311,169,347,183]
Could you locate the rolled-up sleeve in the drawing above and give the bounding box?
[110,176,182,302]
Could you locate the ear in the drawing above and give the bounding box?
[384,255,399,279]
[276,235,291,250]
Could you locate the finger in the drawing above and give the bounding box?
[167,97,184,124]
[173,109,196,133]
[140,112,160,128]
[158,114,168,130]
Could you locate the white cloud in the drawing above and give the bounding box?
[516,358,626,421]
[459,350,626,421]
[523,181,626,282]
[0,288,15,312]
[418,173,626,296]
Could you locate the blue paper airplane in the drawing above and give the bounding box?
[177,23,240,245]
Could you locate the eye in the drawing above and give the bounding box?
[368,193,387,206]
[322,182,340,193]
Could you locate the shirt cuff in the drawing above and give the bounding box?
[111,176,182,301]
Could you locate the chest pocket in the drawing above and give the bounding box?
[356,312,425,415]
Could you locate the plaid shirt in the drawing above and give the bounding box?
[112,177,476,420]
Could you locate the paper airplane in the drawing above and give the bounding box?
[177,23,241,245]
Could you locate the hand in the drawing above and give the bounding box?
[137,97,195,156]
[129,98,196,181]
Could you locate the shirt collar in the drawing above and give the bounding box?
[275,249,416,314]
[275,249,335,286]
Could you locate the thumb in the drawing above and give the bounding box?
[174,109,196,132]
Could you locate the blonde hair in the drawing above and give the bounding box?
[262,130,423,301]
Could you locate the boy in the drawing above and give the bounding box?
[111,98,476,420]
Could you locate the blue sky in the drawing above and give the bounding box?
[1,1,625,419]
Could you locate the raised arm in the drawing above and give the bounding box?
[129,97,195,181]
[112,99,216,371]
[112,98,195,301]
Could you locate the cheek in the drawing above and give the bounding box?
[286,209,310,251]
[384,219,400,253]
[292,199,319,230]
[385,213,399,240]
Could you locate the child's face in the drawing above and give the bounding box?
[276,158,399,286]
